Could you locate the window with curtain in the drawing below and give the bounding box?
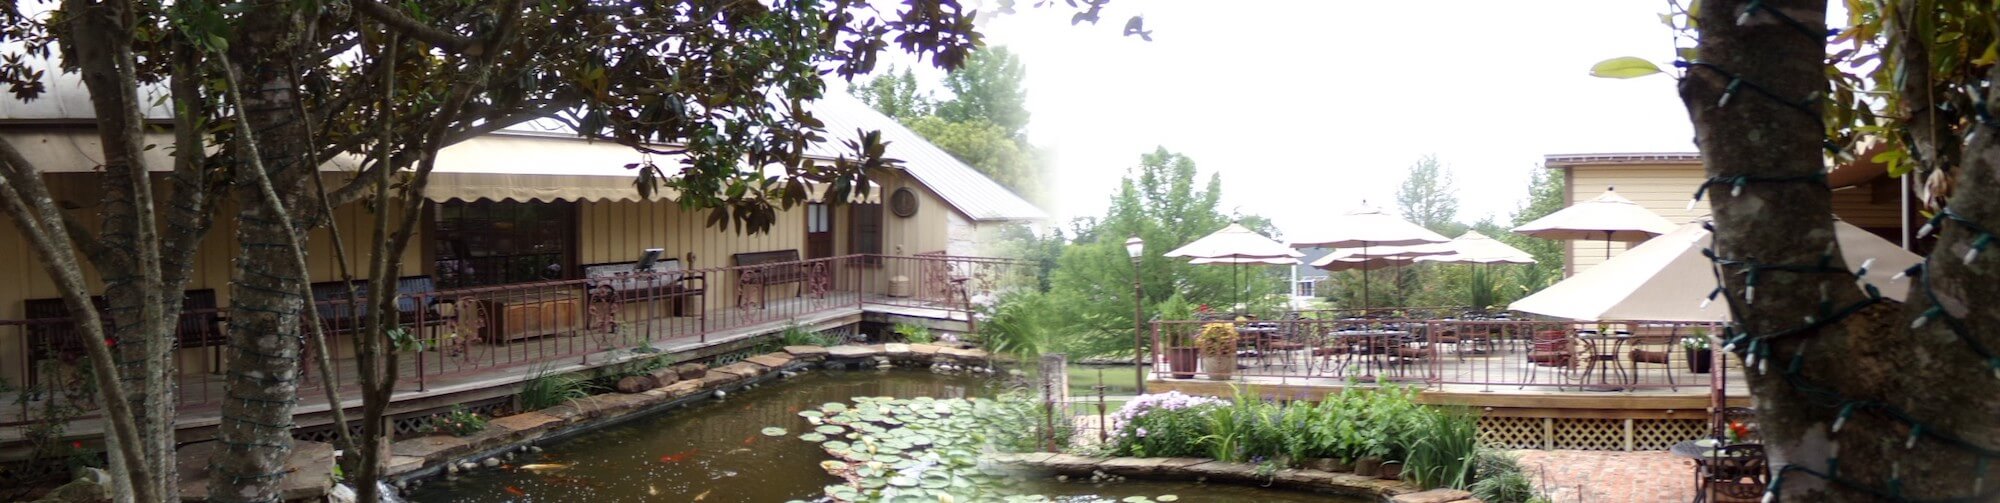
[432,201,576,288]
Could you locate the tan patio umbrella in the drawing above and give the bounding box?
[1310,243,1451,311]
[1512,187,1677,261]
[1292,204,1451,311]
[1414,231,1537,310]
[1508,219,1917,322]
[1168,223,1305,313]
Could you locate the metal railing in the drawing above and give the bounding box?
[2,253,1023,427]
[1150,318,1725,392]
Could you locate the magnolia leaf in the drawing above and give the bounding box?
[1589,57,1664,79]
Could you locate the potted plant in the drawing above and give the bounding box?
[1158,296,1202,379]
[1196,322,1239,381]
[1684,328,1713,374]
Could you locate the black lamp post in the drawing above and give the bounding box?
[1125,235,1146,395]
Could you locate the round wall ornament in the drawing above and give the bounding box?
[890,187,919,217]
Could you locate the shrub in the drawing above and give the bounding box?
[780,324,837,346]
[893,322,936,343]
[1106,391,1224,458]
[1469,451,1536,503]
[519,365,591,411]
[1404,407,1481,489]
[427,405,488,437]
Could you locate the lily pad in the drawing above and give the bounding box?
[815,425,846,435]
[761,427,788,437]
[799,433,828,442]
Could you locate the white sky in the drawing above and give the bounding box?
[843,1,1703,235]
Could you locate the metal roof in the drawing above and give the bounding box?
[1542,152,1703,168]
[805,94,1046,222]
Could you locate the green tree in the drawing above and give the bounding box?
[1396,155,1463,235]
[1501,166,1565,294]
[902,115,1042,202]
[1045,147,1283,356]
[849,67,933,120]
[936,46,1030,139]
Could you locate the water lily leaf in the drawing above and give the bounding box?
[761,427,789,436]
[1157,495,1180,502]
[799,433,829,442]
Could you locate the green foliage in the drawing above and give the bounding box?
[426,405,489,437]
[1468,451,1537,503]
[848,67,932,119]
[519,365,591,411]
[892,322,936,343]
[936,47,1031,139]
[1403,407,1481,489]
[977,290,1064,360]
[1588,56,1665,78]
[1397,155,1464,235]
[902,115,1042,203]
[780,324,839,347]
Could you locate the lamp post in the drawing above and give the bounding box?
[1125,235,1146,395]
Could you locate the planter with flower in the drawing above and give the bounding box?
[1157,295,1202,379]
[1683,328,1713,374]
[1196,322,1240,381]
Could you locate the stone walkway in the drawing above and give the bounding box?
[1512,450,1695,503]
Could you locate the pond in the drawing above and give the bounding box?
[404,369,1357,503]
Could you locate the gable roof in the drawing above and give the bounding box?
[805,94,1046,222]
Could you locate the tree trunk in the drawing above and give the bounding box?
[1684,1,2000,500]
[211,8,313,500]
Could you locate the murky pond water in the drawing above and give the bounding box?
[404,369,1357,503]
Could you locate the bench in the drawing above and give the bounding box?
[731,250,806,307]
[584,258,706,317]
[308,276,444,333]
[23,289,225,384]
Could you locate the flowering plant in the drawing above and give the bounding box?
[1195,323,1239,357]
[1725,421,1752,443]
[1107,392,1224,458]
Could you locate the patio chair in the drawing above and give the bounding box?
[1702,443,1768,503]
[1626,333,1679,391]
[1524,329,1574,389]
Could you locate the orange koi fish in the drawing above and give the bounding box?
[658,449,699,464]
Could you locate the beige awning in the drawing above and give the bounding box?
[1167,223,1303,263]
[1509,219,1916,322]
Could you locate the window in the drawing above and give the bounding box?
[1295,279,1317,298]
[850,203,883,264]
[432,201,576,288]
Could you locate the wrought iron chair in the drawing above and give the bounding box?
[1702,443,1768,503]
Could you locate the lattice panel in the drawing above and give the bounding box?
[291,421,364,444]
[1634,418,1709,450]
[1551,418,1626,451]
[389,397,514,438]
[1479,416,1544,450]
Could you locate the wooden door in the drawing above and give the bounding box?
[806,202,834,259]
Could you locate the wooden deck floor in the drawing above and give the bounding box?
[1,293,972,442]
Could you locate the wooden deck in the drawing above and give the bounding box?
[0,293,973,443]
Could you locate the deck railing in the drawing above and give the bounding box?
[3,253,1022,426]
[1151,318,1726,392]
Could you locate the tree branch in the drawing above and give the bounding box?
[350,0,478,55]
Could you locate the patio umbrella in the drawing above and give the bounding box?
[1512,187,1677,261]
[1508,219,1918,322]
[1168,223,1304,313]
[1414,231,1537,310]
[1310,243,1451,311]
[1291,204,1451,311]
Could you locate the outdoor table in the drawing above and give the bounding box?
[1673,439,1762,502]
[1575,330,1634,391]
[1321,330,1415,378]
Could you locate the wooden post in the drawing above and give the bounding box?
[1040,353,1069,452]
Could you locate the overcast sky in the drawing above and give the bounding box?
[847,1,1705,237]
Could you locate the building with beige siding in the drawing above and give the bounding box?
[1545,153,1914,276]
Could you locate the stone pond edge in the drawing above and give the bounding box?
[987,453,1483,503]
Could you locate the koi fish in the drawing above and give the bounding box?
[503,485,525,497]
[742,435,757,446]
[647,484,659,496]
[517,463,571,471]
[693,489,713,501]
[659,449,699,464]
